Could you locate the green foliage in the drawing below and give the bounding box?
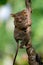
[32,0,43,9]
[31,8,43,53]
[0,0,7,5]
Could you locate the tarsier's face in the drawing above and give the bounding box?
[12,9,31,30]
[14,10,27,23]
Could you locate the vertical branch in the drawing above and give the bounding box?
[25,0,42,65]
[25,0,39,65]
[25,0,31,9]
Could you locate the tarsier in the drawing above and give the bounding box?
[12,0,43,65]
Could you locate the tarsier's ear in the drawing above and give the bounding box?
[11,14,16,17]
[22,10,26,14]
[22,10,26,15]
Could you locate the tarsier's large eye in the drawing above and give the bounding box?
[22,11,27,19]
[16,16,22,22]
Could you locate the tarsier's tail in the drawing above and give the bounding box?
[13,43,19,65]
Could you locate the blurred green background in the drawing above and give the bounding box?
[0,0,43,65]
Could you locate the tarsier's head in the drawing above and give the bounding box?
[11,9,32,29]
[11,10,27,22]
[11,0,32,22]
